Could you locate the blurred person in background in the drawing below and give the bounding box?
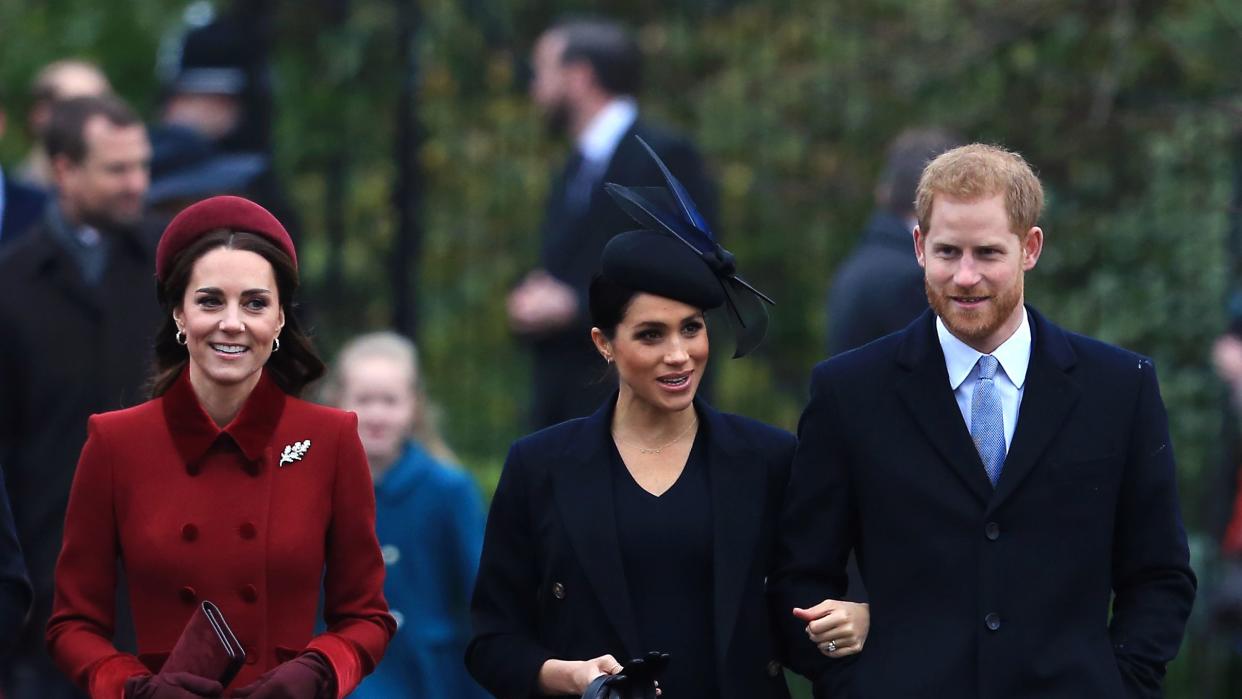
[155,12,300,241]
[0,88,47,246]
[14,59,112,190]
[322,331,488,699]
[509,17,717,429]
[0,94,159,699]
[146,123,267,220]
[826,127,963,356]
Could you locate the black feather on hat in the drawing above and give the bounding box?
[603,136,774,358]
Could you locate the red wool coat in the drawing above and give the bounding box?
[46,369,395,698]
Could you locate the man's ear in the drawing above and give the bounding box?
[913,226,927,268]
[1021,227,1044,271]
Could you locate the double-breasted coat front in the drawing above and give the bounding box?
[467,398,797,699]
[771,307,1196,698]
[46,368,395,699]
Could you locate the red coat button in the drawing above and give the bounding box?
[179,586,197,604]
[181,524,198,542]
[239,584,258,604]
[244,647,258,665]
[239,522,257,540]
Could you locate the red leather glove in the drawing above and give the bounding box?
[125,672,224,698]
[229,652,335,699]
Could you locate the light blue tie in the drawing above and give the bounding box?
[971,355,1006,486]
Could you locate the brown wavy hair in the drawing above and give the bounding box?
[148,229,325,397]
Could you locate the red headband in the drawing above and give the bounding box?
[156,195,296,282]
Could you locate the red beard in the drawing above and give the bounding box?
[925,273,1024,348]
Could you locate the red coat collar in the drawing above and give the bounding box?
[162,367,287,474]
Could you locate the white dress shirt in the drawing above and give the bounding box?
[937,310,1032,451]
[576,97,638,167]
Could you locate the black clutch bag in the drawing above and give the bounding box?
[580,652,670,699]
[160,600,245,687]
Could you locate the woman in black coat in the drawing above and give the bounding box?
[467,140,868,698]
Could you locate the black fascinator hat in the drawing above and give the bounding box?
[602,136,774,358]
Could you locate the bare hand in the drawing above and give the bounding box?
[507,270,578,335]
[793,599,870,657]
[538,654,624,694]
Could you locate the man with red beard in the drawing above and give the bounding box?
[771,144,1195,699]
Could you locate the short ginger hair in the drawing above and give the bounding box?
[915,143,1044,236]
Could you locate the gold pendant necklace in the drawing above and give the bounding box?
[614,417,698,455]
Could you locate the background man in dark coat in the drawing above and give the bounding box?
[773,144,1195,698]
[0,91,47,246]
[825,127,961,356]
[0,94,160,699]
[508,18,717,428]
[0,471,32,661]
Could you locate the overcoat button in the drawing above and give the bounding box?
[181,524,198,542]
[985,612,1001,631]
[240,584,258,604]
[239,522,257,540]
[551,582,566,600]
[244,647,258,665]
[179,586,197,604]
[767,660,782,677]
[984,522,1000,541]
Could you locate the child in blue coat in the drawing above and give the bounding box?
[326,332,488,699]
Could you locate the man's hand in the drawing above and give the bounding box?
[794,599,870,657]
[507,270,578,335]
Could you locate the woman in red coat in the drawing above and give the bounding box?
[46,196,395,699]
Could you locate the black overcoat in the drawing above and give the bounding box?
[0,217,162,661]
[0,467,31,659]
[467,398,795,699]
[771,306,1196,699]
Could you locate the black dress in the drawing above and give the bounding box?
[611,429,719,699]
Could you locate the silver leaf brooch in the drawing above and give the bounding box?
[279,440,311,467]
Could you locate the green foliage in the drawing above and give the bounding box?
[3,1,1240,695]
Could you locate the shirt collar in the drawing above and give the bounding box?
[936,308,1032,390]
[162,366,287,474]
[576,98,638,164]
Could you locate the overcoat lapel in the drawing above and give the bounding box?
[550,398,770,671]
[542,123,641,265]
[702,405,766,673]
[895,311,994,505]
[551,402,643,657]
[989,308,1079,510]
